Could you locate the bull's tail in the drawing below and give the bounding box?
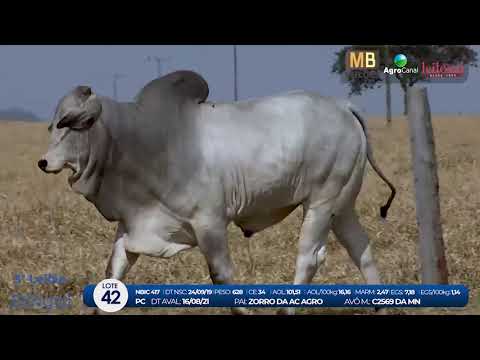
[346,103,396,218]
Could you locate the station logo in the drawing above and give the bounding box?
[384,54,419,75]
[394,54,407,68]
[344,50,381,83]
[346,50,379,70]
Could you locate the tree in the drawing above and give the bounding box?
[332,45,478,120]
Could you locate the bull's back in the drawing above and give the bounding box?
[201,91,347,160]
[196,91,362,219]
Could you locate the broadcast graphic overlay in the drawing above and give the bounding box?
[343,49,470,84]
[84,280,469,313]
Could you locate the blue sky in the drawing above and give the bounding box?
[0,45,479,120]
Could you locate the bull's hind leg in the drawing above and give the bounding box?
[332,207,386,314]
[278,197,337,315]
[331,208,380,285]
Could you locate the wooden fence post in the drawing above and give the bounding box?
[407,86,449,284]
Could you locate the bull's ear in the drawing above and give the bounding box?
[75,85,93,100]
[56,92,102,130]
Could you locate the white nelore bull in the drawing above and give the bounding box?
[39,71,395,315]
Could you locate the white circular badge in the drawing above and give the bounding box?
[93,279,129,313]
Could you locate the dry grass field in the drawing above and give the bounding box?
[0,116,479,315]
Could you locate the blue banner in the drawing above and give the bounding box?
[83,284,468,308]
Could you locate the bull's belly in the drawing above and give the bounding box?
[233,204,300,236]
[228,177,307,236]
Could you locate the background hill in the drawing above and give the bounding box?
[0,107,42,122]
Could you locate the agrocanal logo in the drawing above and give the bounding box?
[394,54,407,68]
[384,54,419,75]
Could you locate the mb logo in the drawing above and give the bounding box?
[346,50,379,70]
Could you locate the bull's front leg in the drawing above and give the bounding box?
[93,223,139,315]
[192,214,250,315]
[106,223,139,280]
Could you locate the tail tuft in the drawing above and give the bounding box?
[242,228,255,238]
[380,205,388,219]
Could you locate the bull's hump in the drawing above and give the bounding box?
[135,70,209,107]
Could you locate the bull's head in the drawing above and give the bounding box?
[38,85,102,186]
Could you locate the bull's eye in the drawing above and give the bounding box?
[47,123,53,132]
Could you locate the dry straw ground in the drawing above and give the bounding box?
[0,116,478,315]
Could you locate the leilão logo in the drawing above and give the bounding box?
[421,61,466,81]
[394,54,407,68]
